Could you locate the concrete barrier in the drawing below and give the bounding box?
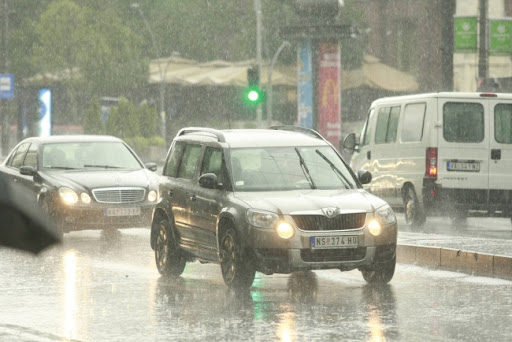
[397,244,512,280]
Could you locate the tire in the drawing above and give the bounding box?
[403,186,426,229]
[154,218,186,277]
[40,198,64,239]
[361,256,396,284]
[220,227,255,290]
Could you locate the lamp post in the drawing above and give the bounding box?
[254,0,263,128]
[130,3,166,145]
[266,41,291,127]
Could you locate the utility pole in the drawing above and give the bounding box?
[478,0,488,80]
[1,0,9,156]
[254,0,263,128]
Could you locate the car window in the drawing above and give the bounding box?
[495,104,512,144]
[23,143,38,169]
[375,106,400,144]
[163,142,185,177]
[443,102,484,143]
[9,143,30,169]
[230,146,357,191]
[201,147,223,183]
[401,102,426,142]
[176,144,202,180]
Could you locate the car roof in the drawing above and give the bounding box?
[19,135,124,144]
[174,128,329,148]
[371,92,512,106]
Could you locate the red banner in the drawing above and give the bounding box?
[317,43,341,147]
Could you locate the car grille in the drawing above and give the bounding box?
[301,247,367,262]
[291,213,366,231]
[92,187,146,203]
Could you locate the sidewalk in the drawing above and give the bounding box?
[397,231,512,280]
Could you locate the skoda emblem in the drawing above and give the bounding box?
[114,177,122,185]
[322,207,338,218]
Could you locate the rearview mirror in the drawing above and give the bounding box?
[145,163,158,172]
[357,169,372,185]
[199,173,220,189]
[20,166,36,176]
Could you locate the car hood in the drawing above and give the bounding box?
[43,169,157,191]
[233,189,388,215]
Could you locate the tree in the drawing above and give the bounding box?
[83,97,104,135]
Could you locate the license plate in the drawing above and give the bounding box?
[104,207,141,217]
[310,236,358,249]
[447,161,480,172]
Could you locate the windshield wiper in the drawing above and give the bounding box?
[45,166,78,170]
[315,149,353,189]
[294,147,316,189]
[84,164,122,169]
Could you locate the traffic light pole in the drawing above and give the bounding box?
[255,0,263,128]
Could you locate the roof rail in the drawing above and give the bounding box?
[176,127,226,143]
[270,125,324,141]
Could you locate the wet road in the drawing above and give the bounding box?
[1,227,512,342]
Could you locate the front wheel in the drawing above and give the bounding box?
[40,198,63,239]
[361,256,396,284]
[403,187,426,229]
[154,218,186,277]
[220,227,255,290]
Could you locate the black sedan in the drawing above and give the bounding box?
[0,135,160,237]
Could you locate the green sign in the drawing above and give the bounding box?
[489,19,512,55]
[454,17,478,53]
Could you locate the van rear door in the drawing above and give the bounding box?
[437,98,489,192]
[489,99,512,195]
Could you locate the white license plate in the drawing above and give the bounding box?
[104,207,141,217]
[447,161,480,172]
[310,236,358,249]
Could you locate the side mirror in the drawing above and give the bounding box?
[199,173,219,189]
[145,163,158,172]
[342,133,357,154]
[357,169,372,185]
[20,166,36,176]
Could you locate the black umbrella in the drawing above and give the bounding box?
[0,173,61,254]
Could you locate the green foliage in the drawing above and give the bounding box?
[83,97,105,134]
[138,103,159,138]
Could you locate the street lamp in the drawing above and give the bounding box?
[266,41,291,127]
[130,3,167,145]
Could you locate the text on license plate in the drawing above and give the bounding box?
[104,207,141,217]
[447,161,480,172]
[310,236,358,249]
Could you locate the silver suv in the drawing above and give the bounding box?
[150,126,397,289]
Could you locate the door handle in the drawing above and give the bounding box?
[190,195,197,202]
[168,189,174,197]
[491,149,501,160]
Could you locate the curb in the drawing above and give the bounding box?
[397,244,512,280]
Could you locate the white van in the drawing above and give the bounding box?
[343,92,512,228]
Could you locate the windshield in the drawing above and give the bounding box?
[42,142,142,170]
[230,146,357,191]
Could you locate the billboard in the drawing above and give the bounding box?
[454,17,478,53]
[37,89,52,137]
[297,40,313,129]
[489,19,512,55]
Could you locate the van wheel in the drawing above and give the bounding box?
[403,187,426,229]
[220,227,255,290]
[154,218,186,277]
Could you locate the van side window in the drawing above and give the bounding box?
[401,103,426,142]
[495,104,512,144]
[361,109,374,147]
[443,102,484,143]
[375,106,400,144]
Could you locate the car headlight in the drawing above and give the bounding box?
[375,205,397,226]
[246,209,279,229]
[59,187,78,205]
[148,190,157,202]
[80,192,91,204]
[276,222,294,239]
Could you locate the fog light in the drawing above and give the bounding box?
[148,190,157,202]
[276,222,294,239]
[368,219,382,236]
[81,192,91,204]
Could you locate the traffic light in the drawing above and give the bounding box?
[245,66,264,105]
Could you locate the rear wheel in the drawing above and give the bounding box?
[154,218,186,277]
[361,256,396,284]
[220,227,255,290]
[403,187,426,229]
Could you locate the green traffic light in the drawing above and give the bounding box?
[248,89,260,102]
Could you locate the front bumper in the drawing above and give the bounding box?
[51,202,155,232]
[247,214,397,275]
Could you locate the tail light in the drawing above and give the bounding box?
[426,147,437,178]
